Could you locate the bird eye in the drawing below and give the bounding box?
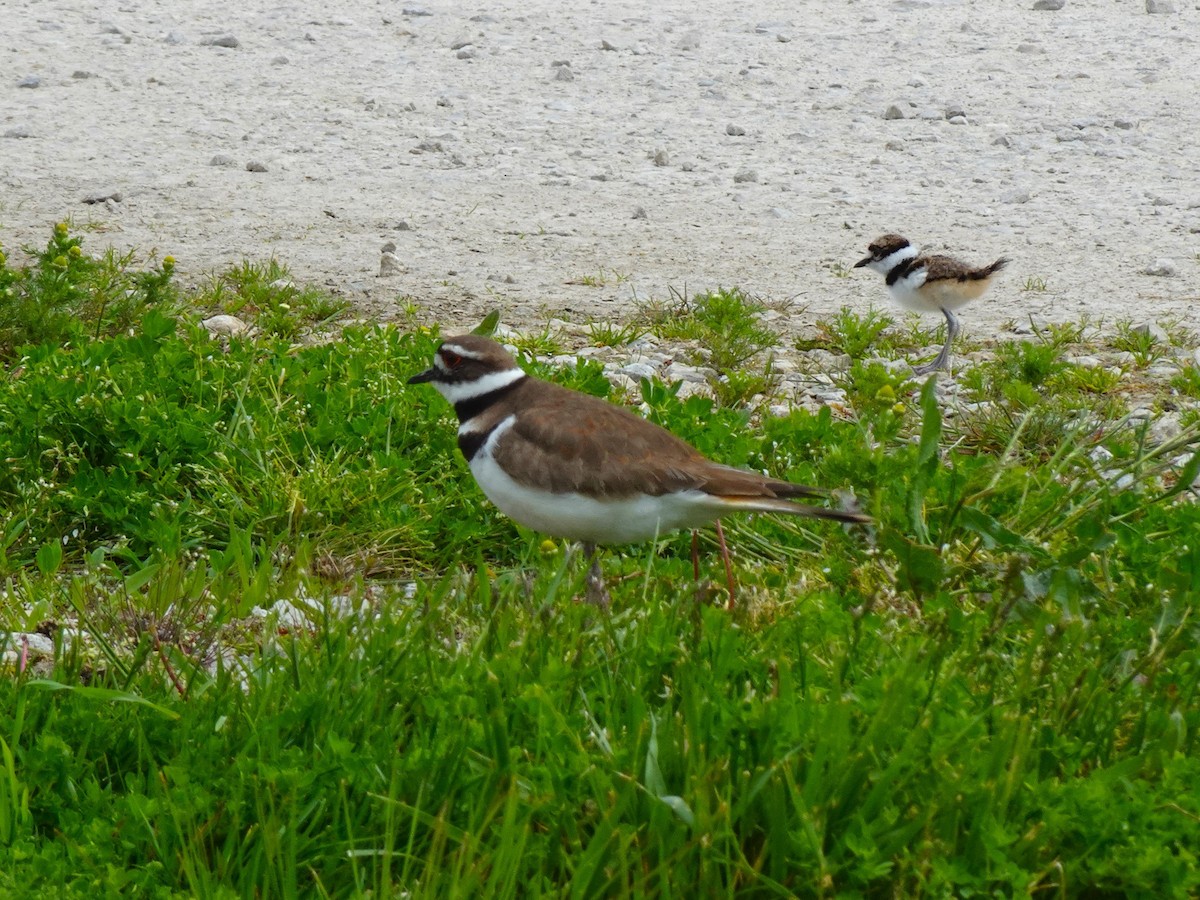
[442,351,463,368]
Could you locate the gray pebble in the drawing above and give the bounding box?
[1114,118,1135,130]
[72,70,95,78]
[1002,188,1032,203]
[82,188,122,204]
[379,249,404,277]
[1067,355,1103,368]
[554,66,574,82]
[395,220,412,231]
[1145,0,1177,11]
[733,169,758,184]
[1016,43,1043,54]
[884,103,907,120]
[18,75,41,89]
[619,362,659,381]
[1147,413,1183,446]
[209,153,237,167]
[402,5,432,15]
[272,56,289,66]
[202,34,240,48]
[202,314,251,337]
[725,123,746,136]
[948,115,968,126]
[1142,259,1177,277]
[652,148,669,166]
[450,38,472,50]
[456,48,476,60]
[164,31,187,44]
[885,139,906,151]
[245,160,268,173]
[1132,322,1169,342]
[632,206,648,220]
[945,102,966,119]
[1033,0,1065,8]
[600,39,618,51]
[4,126,31,139]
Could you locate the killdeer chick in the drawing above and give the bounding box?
[854,234,1009,375]
[408,335,869,605]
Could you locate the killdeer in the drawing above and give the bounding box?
[407,335,869,604]
[854,234,1009,375]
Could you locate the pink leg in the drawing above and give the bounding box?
[714,519,736,609]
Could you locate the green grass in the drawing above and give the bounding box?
[636,287,782,407]
[1,225,1199,897]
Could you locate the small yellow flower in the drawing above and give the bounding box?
[52,255,68,268]
[68,245,82,258]
[874,384,896,402]
[162,255,176,270]
[539,539,558,555]
[55,221,69,236]
[892,402,907,415]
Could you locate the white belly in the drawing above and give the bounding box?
[887,268,940,313]
[470,449,720,544]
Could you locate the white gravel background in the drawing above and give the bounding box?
[2,0,1198,338]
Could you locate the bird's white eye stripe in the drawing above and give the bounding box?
[440,343,484,361]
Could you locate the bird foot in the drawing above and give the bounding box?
[585,561,611,609]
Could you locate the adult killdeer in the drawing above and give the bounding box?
[854,234,1009,375]
[408,335,868,604]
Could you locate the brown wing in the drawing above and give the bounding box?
[921,254,1008,283]
[492,378,823,500]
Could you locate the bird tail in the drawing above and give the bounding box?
[983,257,1010,277]
[716,494,871,524]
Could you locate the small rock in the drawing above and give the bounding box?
[619,362,659,381]
[395,220,412,231]
[1145,0,1177,11]
[72,70,96,78]
[245,161,268,173]
[17,75,41,89]
[726,123,747,136]
[209,153,237,167]
[82,188,122,204]
[947,115,968,126]
[945,102,966,119]
[554,66,574,82]
[1114,118,1135,130]
[884,103,908,120]
[733,169,758,184]
[164,31,187,44]
[600,39,618,51]
[449,38,472,50]
[402,5,432,15]
[632,206,648,220]
[1132,322,1169,342]
[379,245,404,277]
[456,47,476,60]
[202,314,250,337]
[652,148,669,166]
[201,34,240,48]
[3,126,31,139]
[885,139,906,151]
[1002,188,1032,204]
[1143,259,1176,277]
[271,55,289,65]
[1033,0,1065,8]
